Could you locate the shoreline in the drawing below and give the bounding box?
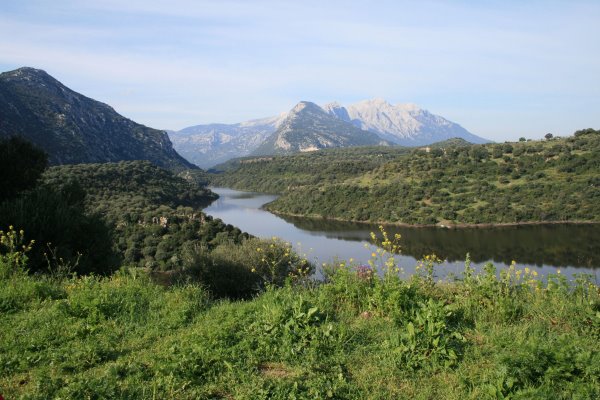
[265,207,600,229]
[209,186,600,229]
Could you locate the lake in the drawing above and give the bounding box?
[205,187,600,281]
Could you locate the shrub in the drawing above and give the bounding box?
[182,237,313,298]
[0,136,48,203]
[0,184,119,275]
[386,298,466,371]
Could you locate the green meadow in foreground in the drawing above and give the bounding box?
[1,228,599,399]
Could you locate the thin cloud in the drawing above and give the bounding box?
[0,0,599,138]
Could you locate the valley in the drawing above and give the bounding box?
[211,130,600,226]
[1,66,599,399]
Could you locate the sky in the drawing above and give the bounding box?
[1,0,599,141]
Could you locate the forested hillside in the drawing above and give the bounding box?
[42,162,246,271]
[211,146,413,193]
[212,129,600,225]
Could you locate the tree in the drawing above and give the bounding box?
[545,133,553,140]
[519,137,526,142]
[0,136,48,203]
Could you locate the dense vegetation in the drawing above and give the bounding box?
[1,230,598,399]
[41,161,315,298]
[0,137,117,275]
[212,129,600,225]
[211,146,413,193]
[0,136,48,203]
[0,138,309,297]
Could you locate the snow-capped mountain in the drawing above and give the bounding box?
[169,98,488,167]
[252,101,389,156]
[323,98,488,146]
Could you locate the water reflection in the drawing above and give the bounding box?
[280,216,600,269]
[205,188,600,280]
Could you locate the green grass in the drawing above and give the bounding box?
[1,232,599,399]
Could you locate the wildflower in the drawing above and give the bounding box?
[557,269,561,274]
[371,252,376,258]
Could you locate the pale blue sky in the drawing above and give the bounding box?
[1,0,599,141]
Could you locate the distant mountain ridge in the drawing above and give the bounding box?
[251,101,389,156]
[0,67,194,170]
[170,98,488,167]
[170,114,286,168]
[323,98,488,146]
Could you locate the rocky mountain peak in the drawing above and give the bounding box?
[251,101,388,156]
[288,101,323,117]
[0,66,194,170]
[3,66,49,79]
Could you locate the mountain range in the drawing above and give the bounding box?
[0,66,489,171]
[0,67,194,170]
[170,98,488,168]
[251,101,390,156]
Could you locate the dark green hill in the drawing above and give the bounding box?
[211,146,413,193]
[42,161,247,271]
[43,161,216,223]
[0,67,194,171]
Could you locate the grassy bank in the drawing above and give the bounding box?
[1,231,598,399]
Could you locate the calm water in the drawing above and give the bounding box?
[205,187,600,282]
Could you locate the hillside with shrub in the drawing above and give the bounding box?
[0,138,310,298]
[212,129,600,225]
[210,146,413,193]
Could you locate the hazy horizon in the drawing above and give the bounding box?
[1,0,599,141]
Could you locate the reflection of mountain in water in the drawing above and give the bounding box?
[280,215,600,269]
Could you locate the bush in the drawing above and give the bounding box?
[0,183,119,275]
[182,237,313,299]
[0,136,48,203]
